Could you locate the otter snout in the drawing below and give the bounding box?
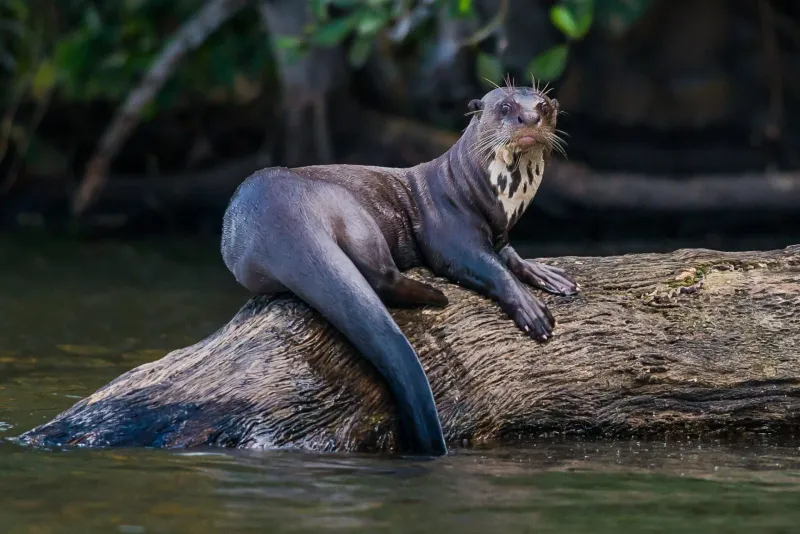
[519,110,541,126]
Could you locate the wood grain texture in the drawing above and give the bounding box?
[19,245,800,453]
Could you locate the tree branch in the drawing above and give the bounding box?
[70,0,251,216]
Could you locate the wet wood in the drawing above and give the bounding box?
[19,245,800,453]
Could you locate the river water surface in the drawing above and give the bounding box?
[1,236,799,534]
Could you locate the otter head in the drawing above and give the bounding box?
[467,84,562,164]
[466,83,565,227]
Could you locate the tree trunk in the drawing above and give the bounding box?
[18,245,800,453]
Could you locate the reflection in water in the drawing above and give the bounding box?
[1,237,799,533]
[2,441,800,533]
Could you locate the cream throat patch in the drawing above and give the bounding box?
[487,146,545,228]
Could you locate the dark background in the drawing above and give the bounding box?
[2,0,799,255]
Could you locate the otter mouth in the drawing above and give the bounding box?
[510,127,549,151]
[516,135,537,147]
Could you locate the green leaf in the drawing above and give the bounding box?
[357,11,388,35]
[550,1,593,40]
[53,32,89,74]
[574,5,593,37]
[528,44,569,82]
[311,13,359,46]
[448,0,473,16]
[31,59,57,99]
[550,6,577,37]
[348,34,372,67]
[475,52,503,87]
[275,36,302,50]
[310,0,327,20]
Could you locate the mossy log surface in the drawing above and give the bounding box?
[19,245,800,453]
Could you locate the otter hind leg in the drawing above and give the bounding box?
[337,219,448,309]
[380,274,448,309]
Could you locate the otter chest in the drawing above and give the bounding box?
[488,147,545,228]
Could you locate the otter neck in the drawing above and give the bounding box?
[408,125,545,235]
[487,145,545,229]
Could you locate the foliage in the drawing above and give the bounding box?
[0,0,272,178]
[282,0,653,85]
[1,1,272,108]
[0,0,654,182]
[0,0,657,114]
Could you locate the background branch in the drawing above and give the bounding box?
[70,0,251,216]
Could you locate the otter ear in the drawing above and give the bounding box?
[550,98,560,114]
[467,99,484,112]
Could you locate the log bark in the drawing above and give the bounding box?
[18,245,800,453]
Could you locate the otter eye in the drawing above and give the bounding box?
[500,103,512,115]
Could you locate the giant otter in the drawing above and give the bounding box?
[220,81,578,457]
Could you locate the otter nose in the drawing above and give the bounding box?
[519,110,541,126]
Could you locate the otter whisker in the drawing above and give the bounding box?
[469,132,510,161]
[549,140,568,159]
[503,73,516,95]
[540,131,568,159]
[475,134,512,165]
[472,137,511,164]
[469,135,503,153]
[484,77,501,90]
[469,132,505,153]
[545,131,567,148]
[553,140,567,154]
[471,129,510,147]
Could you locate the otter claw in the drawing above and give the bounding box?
[506,291,554,342]
[520,260,579,297]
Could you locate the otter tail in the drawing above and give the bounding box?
[261,237,447,456]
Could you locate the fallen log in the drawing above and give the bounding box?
[18,245,800,453]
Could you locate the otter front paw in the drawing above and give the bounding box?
[516,261,579,296]
[506,291,556,342]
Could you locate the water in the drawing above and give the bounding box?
[2,236,799,533]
